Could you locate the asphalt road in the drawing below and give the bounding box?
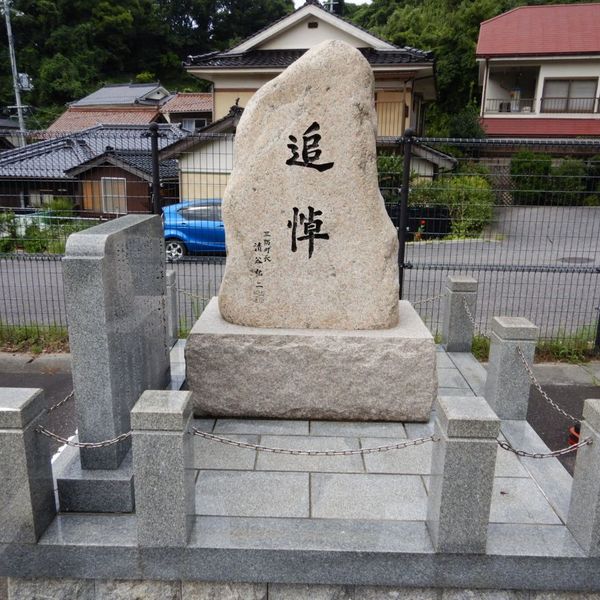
[1,206,600,336]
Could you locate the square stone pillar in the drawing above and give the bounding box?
[131,390,195,547]
[166,269,178,348]
[568,399,600,555]
[0,388,55,543]
[427,395,500,554]
[441,276,478,352]
[484,317,538,420]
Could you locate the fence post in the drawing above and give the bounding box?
[398,128,414,299]
[131,390,195,547]
[0,388,56,543]
[166,269,178,348]
[149,122,161,215]
[441,275,478,352]
[567,398,600,555]
[427,395,500,553]
[484,316,538,420]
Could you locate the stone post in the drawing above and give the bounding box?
[166,269,178,348]
[131,390,195,547]
[441,276,478,352]
[484,316,538,420]
[0,388,55,543]
[567,399,600,555]
[427,395,500,554]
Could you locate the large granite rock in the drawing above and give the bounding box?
[187,298,436,421]
[218,39,399,330]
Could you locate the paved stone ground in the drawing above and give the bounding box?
[186,343,573,531]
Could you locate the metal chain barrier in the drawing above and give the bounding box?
[46,390,75,414]
[497,437,592,459]
[516,345,581,424]
[412,291,447,307]
[192,428,438,455]
[462,296,480,332]
[36,425,132,448]
[178,288,209,302]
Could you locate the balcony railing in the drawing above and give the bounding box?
[485,98,536,113]
[485,97,599,115]
[540,97,598,114]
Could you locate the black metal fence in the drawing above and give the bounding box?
[1,126,600,346]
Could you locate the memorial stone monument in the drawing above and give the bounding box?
[186,40,436,421]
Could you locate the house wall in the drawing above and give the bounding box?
[178,137,234,201]
[376,89,411,136]
[79,166,151,215]
[214,90,257,120]
[259,16,369,50]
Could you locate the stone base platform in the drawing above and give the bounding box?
[185,298,436,421]
[54,445,134,513]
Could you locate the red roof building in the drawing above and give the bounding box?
[476,4,600,138]
[48,107,161,134]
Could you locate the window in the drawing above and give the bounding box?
[179,204,222,222]
[541,79,597,113]
[181,118,209,132]
[101,177,127,214]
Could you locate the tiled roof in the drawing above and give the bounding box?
[0,124,187,178]
[160,93,212,113]
[71,83,167,107]
[67,149,178,180]
[48,107,161,133]
[477,4,600,57]
[186,47,433,68]
[481,118,600,137]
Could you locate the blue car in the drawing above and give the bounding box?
[163,199,225,260]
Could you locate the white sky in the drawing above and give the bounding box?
[293,0,371,7]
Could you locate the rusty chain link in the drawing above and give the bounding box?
[516,345,581,424]
[192,428,438,455]
[412,292,447,307]
[45,390,75,414]
[497,437,592,458]
[462,296,478,331]
[36,425,132,449]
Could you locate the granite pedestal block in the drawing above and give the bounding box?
[441,275,477,352]
[132,390,195,547]
[63,215,170,470]
[427,395,500,554]
[0,388,55,543]
[186,298,436,421]
[567,398,600,555]
[54,445,134,513]
[484,316,538,420]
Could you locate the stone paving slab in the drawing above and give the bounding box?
[255,436,363,473]
[447,352,486,395]
[309,421,407,438]
[435,352,455,369]
[195,471,309,517]
[193,434,258,470]
[489,478,562,525]
[361,437,432,474]
[437,369,471,389]
[311,473,427,520]
[437,387,475,397]
[214,419,309,435]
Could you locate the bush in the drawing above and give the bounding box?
[22,223,49,254]
[510,150,552,205]
[0,211,18,253]
[551,158,587,206]
[411,175,494,237]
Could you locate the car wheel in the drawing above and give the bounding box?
[165,239,187,261]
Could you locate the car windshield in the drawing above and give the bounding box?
[179,204,222,222]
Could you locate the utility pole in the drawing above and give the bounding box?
[3,0,26,146]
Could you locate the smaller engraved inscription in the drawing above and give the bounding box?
[253,231,271,303]
[287,206,329,259]
[286,122,334,172]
